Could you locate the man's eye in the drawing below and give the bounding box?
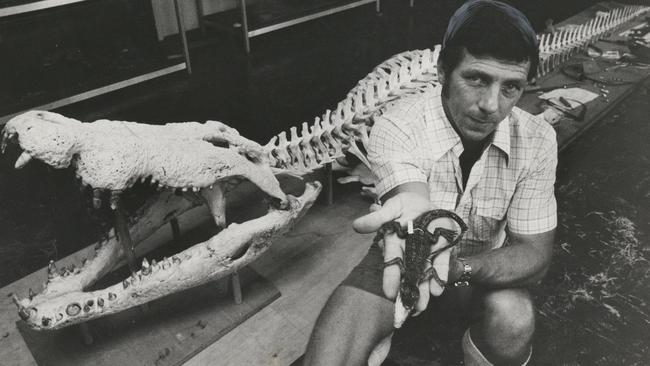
[502,83,521,96]
[465,76,485,85]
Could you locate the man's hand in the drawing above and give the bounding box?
[353,191,458,315]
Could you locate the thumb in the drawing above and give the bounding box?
[353,198,402,233]
[429,248,451,297]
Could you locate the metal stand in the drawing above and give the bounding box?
[173,0,192,74]
[325,162,334,205]
[240,0,251,54]
[114,203,138,275]
[113,199,149,312]
[170,217,182,243]
[231,271,243,304]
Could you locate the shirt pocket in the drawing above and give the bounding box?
[474,186,510,221]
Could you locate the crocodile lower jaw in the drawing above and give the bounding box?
[14,182,321,330]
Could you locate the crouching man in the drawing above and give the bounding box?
[304,1,557,365]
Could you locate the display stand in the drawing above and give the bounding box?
[15,267,280,366]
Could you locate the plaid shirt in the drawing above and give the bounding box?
[369,85,557,256]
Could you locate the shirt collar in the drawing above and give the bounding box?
[490,116,511,160]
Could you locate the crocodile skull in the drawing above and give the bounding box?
[3,111,321,330]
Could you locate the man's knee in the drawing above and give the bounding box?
[316,285,393,330]
[481,288,535,340]
[304,285,394,366]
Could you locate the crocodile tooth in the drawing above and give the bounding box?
[18,307,32,321]
[28,288,36,300]
[110,191,121,210]
[66,303,81,316]
[14,151,32,169]
[56,313,63,321]
[97,297,104,307]
[142,258,150,269]
[47,261,58,279]
[108,293,117,301]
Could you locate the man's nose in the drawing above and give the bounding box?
[477,85,499,115]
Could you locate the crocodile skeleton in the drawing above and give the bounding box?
[3,46,442,331]
[3,4,648,332]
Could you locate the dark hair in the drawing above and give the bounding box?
[440,0,539,81]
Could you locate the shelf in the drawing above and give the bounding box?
[199,0,380,53]
[0,0,190,124]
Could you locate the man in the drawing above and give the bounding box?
[304,1,557,365]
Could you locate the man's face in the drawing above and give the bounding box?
[439,49,530,144]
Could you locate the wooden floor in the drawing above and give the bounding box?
[0,186,374,366]
[184,190,371,366]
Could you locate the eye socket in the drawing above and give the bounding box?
[464,75,486,86]
[502,83,522,97]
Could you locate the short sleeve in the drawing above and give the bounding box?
[368,115,427,198]
[507,133,558,234]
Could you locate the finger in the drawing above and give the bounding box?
[382,234,403,300]
[369,203,382,213]
[430,248,451,297]
[413,277,430,315]
[353,199,402,233]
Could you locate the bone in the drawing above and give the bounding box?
[299,122,317,169]
[110,191,122,210]
[200,183,227,228]
[3,111,287,192]
[310,117,330,163]
[533,5,650,79]
[15,182,321,330]
[14,151,32,169]
[47,260,58,280]
[288,126,306,170]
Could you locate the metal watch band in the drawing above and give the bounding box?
[453,259,472,287]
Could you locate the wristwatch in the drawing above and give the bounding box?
[452,258,472,287]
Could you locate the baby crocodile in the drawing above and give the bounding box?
[373,209,468,326]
